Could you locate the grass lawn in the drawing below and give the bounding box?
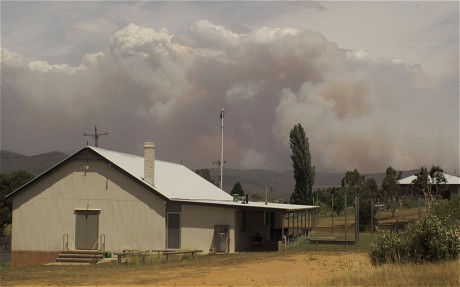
[315,205,428,227]
[287,231,373,252]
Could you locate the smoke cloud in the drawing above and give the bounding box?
[1,21,458,173]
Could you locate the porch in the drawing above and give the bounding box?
[235,205,319,252]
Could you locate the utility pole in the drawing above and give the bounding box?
[267,178,276,203]
[212,159,226,188]
[84,125,108,147]
[219,108,225,190]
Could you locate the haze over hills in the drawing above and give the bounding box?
[209,168,418,200]
[1,150,418,201]
[1,150,68,176]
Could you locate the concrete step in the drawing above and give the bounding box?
[58,253,104,259]
[56,250,107,264]
[60,250,106,255]
[56,257,99,263]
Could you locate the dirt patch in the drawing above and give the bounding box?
[2,252,370,286]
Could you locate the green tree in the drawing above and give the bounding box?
[340,169,377,229]
[412,165,447,212]
[366,178,378,198]
[195,169,216,185]
[341,169,366,196]
[381,166,402,218]
[331,188,345,215]
[0,170,34,232]
[429,165,448,199]
[289,123,315,205]
[231,181,245,196]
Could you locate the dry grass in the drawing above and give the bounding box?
[2,251,458,286]
[328,259,460,286]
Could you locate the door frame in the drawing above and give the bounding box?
[166,212,181,250]
[74,209,101,250]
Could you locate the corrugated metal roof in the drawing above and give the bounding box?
[175,199,318,211]
[90,146,233,201]
[7,146,318,211]
[89,147,318,211]
[399,173,460,185]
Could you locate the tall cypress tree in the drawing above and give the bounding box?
[289,123,315,205]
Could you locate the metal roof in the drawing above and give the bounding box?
[399,173,460,185]
[89,146,233,201]
[174,199,318,212]
[7,146,318,212]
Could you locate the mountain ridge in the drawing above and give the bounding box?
[1,149,418,200]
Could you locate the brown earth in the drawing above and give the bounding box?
[2,252,369,286]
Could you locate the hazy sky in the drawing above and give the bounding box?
[1,1,459,173]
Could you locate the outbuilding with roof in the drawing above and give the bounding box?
[6,143,318,266]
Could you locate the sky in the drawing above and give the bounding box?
[1,1,459,174]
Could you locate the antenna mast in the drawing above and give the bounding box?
[84,125,108,147]
[219,108,225,190]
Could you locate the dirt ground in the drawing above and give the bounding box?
[3,252,370,286]
[149,252,369,286]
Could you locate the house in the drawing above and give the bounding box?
[6,143,318,266]
[399,172,460,199]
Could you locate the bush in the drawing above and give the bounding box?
[434,197,460,222]
[370,216,460,265]
[389,220,410,232]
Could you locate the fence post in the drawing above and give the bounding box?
[344,194,348,241]
[331,196,334,234]
[371,198,374,237]
[354,196,359,243]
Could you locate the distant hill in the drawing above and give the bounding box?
[1,149,418,201]
[1,150,68,176]
[210,168,419,201]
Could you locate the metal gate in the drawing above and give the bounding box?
[75,210,99,250]
[167,212,181,249]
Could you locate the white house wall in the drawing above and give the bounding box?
[181,204,235,253]
[12,158,166,252]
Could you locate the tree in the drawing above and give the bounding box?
[0,170,34,232]
[341,169,366,196]
[289,123,315,205]
[429,165,449,199]
[412,165,447,212]
[381,166,402,218]
[366,178,378,198]
[195,169,217,185]
[331,188,345,215]
[231,181,245,196]
[340,169,377,229]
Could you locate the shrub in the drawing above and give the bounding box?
[389,220,410,232]
[370,216,460,265]
[434,197,460,222]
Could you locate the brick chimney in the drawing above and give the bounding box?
[144,142,155,186]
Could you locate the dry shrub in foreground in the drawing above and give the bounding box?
[326,259,460,286]
[370,215,460,265]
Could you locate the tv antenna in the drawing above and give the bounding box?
[84,125,108,147]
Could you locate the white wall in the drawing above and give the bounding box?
[181,204,235,253]
[12,157,166,252]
